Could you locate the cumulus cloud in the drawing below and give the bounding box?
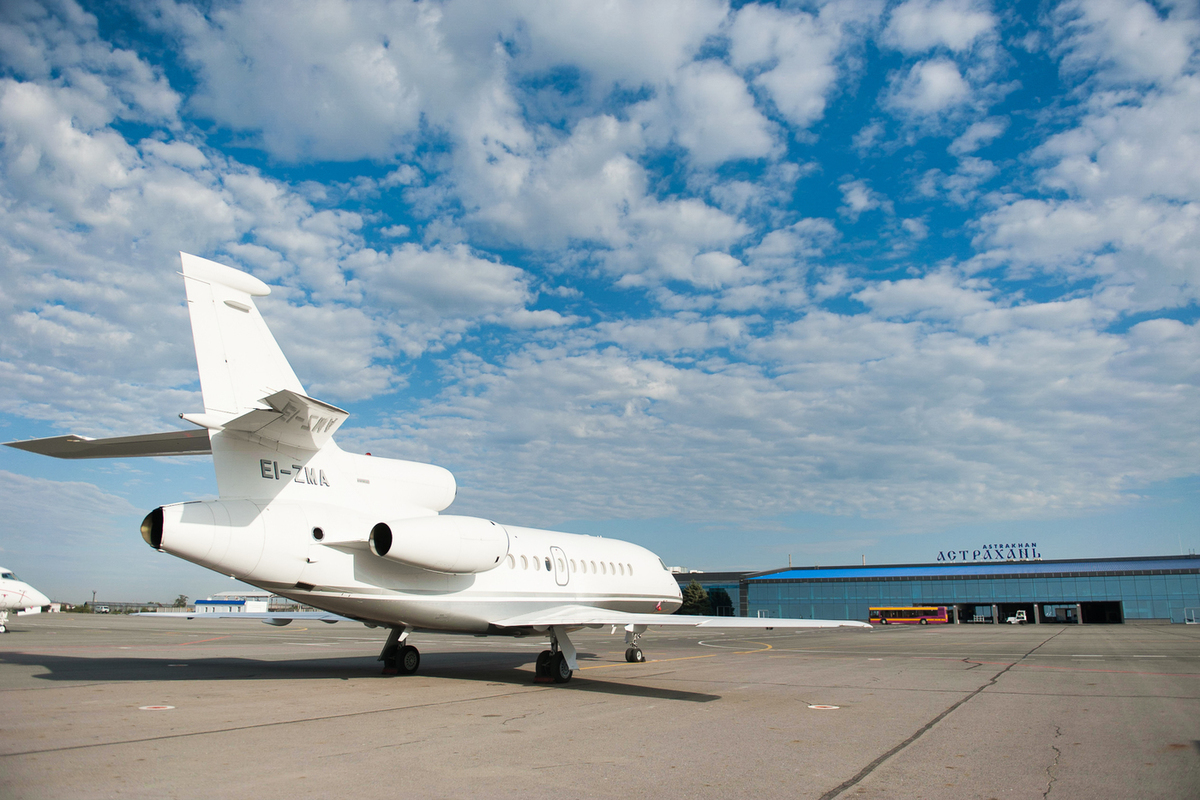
[728,3,846,129]
[949,116,1008,155]
[1,0,1198,567]
[666,60,776,166]
[362,308,1199,527]
[839,179,892,220]
[883,0,997,54]
[1054,0,1199,85]
[886,58,971,115]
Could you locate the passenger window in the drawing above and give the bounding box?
[601,562,606,575]
[533,556,540,571]
[609,562,615,575]
[557,558,565,571]
[507,555,515,569]
[545,557,552,571]
[628,563,634,576]
[521,555,528,570]
[570,559,576,572]
[618,563,624,576]
[591,560,597,573]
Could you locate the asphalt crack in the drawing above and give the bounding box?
[819,628,1069,800]
[1043,725,1063,798]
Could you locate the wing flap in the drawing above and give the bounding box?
[490,605,871,630]
[5,429,212,459]
[136,610,350,626]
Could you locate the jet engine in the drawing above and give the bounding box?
[369,515,509,574]
[141,500,268,578]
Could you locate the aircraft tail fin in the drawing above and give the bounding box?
[180,252,305,419]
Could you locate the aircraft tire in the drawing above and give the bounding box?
[535,649,553,678]
[550,652,572,683]
[398,645,420,675]
[625,647,644,663]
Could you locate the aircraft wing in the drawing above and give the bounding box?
[5,429,212,459]
[136,611,352,627]
[490,605,871,630]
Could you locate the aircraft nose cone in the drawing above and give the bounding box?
[30,589,50,607]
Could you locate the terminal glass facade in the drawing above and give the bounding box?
[743,556,1200,623]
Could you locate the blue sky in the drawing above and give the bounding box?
[1,0,1198,604]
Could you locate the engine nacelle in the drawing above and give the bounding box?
[369,515,509,574]
[141,500,267,578]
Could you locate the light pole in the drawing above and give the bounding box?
[92,590,96,607]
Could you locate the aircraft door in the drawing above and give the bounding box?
[550,546,569,587]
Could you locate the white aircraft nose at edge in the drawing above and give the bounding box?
[0,567,52,633]
[6,252,869,683]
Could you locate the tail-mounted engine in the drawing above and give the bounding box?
[369,515,509,574]
[141,500,267,578]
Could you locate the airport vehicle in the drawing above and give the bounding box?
[7,253,869,682]
[0,567,51,633]
[869,606,949,625]
[1006,610,1027,624]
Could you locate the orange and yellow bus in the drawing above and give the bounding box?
[869,606,949,625]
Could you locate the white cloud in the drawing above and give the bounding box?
[1039,77,1200,203]
[729,3,846,129]
[949,116,1008,155]
[884,0,997,54]
[854,269,993,321]
[346,243,531,318]
[974,197,1200,310]
[161,0,446,161]
[839,179,892,220]
[360,310,1200,527]
[1055,0,1200,85]
[0,0,180,123]
[667,60,776,166]
[886,58,971,115]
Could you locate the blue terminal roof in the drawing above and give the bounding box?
[750,555,1200,582]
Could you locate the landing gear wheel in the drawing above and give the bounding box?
[550,651,572,683]
[398,644,420,674]
[535,649,553,678]
[625,647,645,663]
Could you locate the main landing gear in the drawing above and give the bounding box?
[534,626,578,683]
[379,625,419,675]
[0,610,8,633]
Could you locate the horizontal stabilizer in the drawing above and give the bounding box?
[490,605,872,630]
[219,389,348,451]
[5,429,211,459]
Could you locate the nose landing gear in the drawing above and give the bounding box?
[623,623,647,663]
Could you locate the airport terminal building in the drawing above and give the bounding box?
[675,554,1200,624]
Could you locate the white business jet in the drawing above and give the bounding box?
[7,253,868,682]
[0,567,51,632]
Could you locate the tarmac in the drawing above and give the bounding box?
[1,614,1198,799]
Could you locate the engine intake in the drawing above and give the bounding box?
[369,515,508,574]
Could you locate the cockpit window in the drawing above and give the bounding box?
[658,558,668,571]
[1,572,15,579]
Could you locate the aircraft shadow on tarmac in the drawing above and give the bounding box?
[0,650,719,703]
